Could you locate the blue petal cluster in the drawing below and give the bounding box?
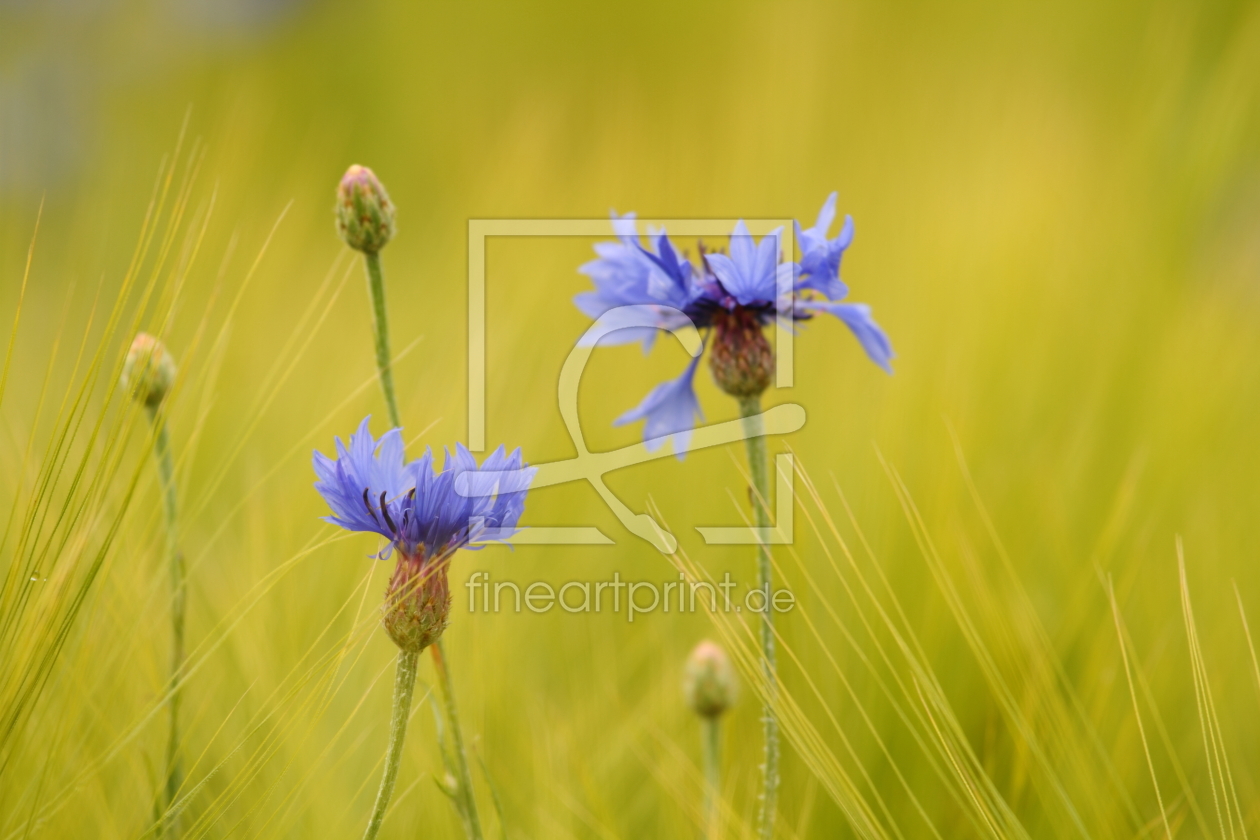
[613,354,704,454]
[574,194,893,455]
[313,417,534,560]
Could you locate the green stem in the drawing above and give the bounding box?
[701,716,722,840]
[361,248,483,839]
[148,408,185,840]
[432,639,484,840]
[738,394,778,840]
[364,251,401,429]
[363,649,420,840]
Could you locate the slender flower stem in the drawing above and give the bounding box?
[701,716,722,840]
[738,395,778,840]
[362,649,420,840]
[148,407,185,839]
[360,247,484,839]
[432,640,484,840]
[364,251,401,429]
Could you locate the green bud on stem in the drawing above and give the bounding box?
[684,640,737,718]
[121,333,177,409]
[336,164,396,254]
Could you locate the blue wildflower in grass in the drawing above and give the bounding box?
[314,417,534,653]
[573,193,892,840]
[331,165,502,840]
[575,193,893,455]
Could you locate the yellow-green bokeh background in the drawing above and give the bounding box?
[3,1,1260,837]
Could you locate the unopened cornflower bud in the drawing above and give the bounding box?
[441,771,460,797]
[335,164,396,253]
[708,306,774,398]
[684,640,737,718]
[121,333,177,409]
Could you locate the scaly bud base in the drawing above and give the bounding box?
[382,552,451,653]
[709,306,773,398]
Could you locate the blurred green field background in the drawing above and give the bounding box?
[3,1,1260,837]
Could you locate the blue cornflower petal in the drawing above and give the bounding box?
[802,301,895,373]
[574,304,695,350]
[311,416,403,541]
[706,221,784,306]
[641,231,693,309]
[614,354,705,458]
[455,444,536,544]
[795,192,853,301]
[576,215,700,349]
[611,210,638,244]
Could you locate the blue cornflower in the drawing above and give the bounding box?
[574,195,893,454]
[313,417,534,651]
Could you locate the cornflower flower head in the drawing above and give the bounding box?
[314,417,534,652]
[574,194,893,455]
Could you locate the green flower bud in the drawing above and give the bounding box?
[336,164,396,253]
[684,640,737,718]
[121,333,177,409]
[708,306,774,398]
[382,552,451,653]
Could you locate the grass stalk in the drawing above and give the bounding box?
[432,640,484,840]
